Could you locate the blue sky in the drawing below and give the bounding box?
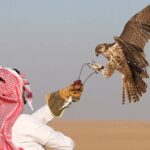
[0,0,150,120]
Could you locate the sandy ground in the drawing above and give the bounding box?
[46,120,150,150]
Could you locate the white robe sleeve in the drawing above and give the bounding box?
[33,123,75,150]
[32,105,54,124]
[31,105,75,149]
[12,114,74,150]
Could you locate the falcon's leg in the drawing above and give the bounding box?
[101,61,116,78]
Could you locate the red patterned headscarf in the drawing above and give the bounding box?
[0,67,33,150]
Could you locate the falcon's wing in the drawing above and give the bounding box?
[114,5,150,68]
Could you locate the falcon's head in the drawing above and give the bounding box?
[95,43,115,59]
[95,43,108,56]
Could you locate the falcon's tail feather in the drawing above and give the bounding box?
[122,76,147,104]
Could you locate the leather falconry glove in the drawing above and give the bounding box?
[60,80,83,101]
[46,80,83,118]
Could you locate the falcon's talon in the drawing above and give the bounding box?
[88,61,103,73]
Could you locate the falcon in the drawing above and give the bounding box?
[95,5,150,104]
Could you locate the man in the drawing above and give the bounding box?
[12,80,83,150]
[0,67,33,150]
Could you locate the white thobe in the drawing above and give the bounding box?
[12,105,74,150]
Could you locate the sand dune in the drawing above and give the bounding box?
[46,120,150,150]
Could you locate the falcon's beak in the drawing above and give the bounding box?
[95,44,102,57]
[95,49,100,57]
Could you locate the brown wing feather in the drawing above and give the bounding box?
[120,5,150,49]
[114,5,150,69]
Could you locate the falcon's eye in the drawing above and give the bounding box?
[95,44,103,56]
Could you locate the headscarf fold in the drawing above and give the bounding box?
[0,67,33,150]
[20,73,33,111]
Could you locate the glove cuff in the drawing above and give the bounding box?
[46,91,66,118]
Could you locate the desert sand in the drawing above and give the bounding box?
[46,120,150,150]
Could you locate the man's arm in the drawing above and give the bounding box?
[12,114,74,150]
[32,105,54,124]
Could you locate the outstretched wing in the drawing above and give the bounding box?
[114,5,150,68]
[120,5,150,49]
